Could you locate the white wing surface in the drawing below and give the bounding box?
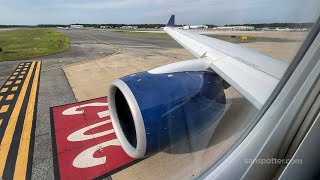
[164,15,289,109]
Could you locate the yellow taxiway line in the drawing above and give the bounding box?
[13,61,41,179]
[0,61,41,179]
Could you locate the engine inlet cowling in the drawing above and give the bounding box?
[108,71,226,158]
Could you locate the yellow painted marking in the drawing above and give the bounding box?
[6,94,14,101]
[14,61,41,179]
[241,36,248,40]
[0,105,9,113]
[5,81,12,86]
[16,80,21,84]
[1,88,8,93]
[0,119,2,126]
[12,86,18,91]
[0,62,36,176]
[18,75,24,79]
[21,71,26,75]
[0,96,2,101]
[13,72,18,75]
[10,76,16,80]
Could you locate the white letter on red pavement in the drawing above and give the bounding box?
[62,103,108,115]
[67,120,114,142]
[73,139,121,168]
[97,110,110,118]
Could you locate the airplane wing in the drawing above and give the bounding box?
[163,15,289,109]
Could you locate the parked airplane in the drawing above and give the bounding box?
[108,15,320,179]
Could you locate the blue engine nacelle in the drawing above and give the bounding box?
[108,71,226,158]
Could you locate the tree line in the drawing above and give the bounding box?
[0,22,314,29]
[225,23,314,29]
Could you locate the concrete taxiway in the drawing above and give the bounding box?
[0,29,307,180]
[62,30,305,179]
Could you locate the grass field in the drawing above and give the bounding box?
[0,29,69,61]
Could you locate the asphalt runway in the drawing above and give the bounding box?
[0,29,180,79]
[0,29,183,180]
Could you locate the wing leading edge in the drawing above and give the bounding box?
[163,15,289,109]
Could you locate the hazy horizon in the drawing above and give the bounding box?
[0,22,316,27]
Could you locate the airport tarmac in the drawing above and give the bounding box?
[62,30,305,180]
[0,29,307,179]
[0,29,193,179]
[135,29,308,41]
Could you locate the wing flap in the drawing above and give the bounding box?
[210,56,279,109]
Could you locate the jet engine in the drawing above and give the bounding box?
[108,71,226,158]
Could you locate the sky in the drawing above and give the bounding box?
[0,0,319,25]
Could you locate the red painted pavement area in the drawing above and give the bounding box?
[51,97,136,180]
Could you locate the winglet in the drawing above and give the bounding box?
[167,15,175,27]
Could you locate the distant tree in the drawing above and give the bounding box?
[225,22,314,29]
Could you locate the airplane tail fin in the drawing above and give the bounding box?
[166,15,175,27]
